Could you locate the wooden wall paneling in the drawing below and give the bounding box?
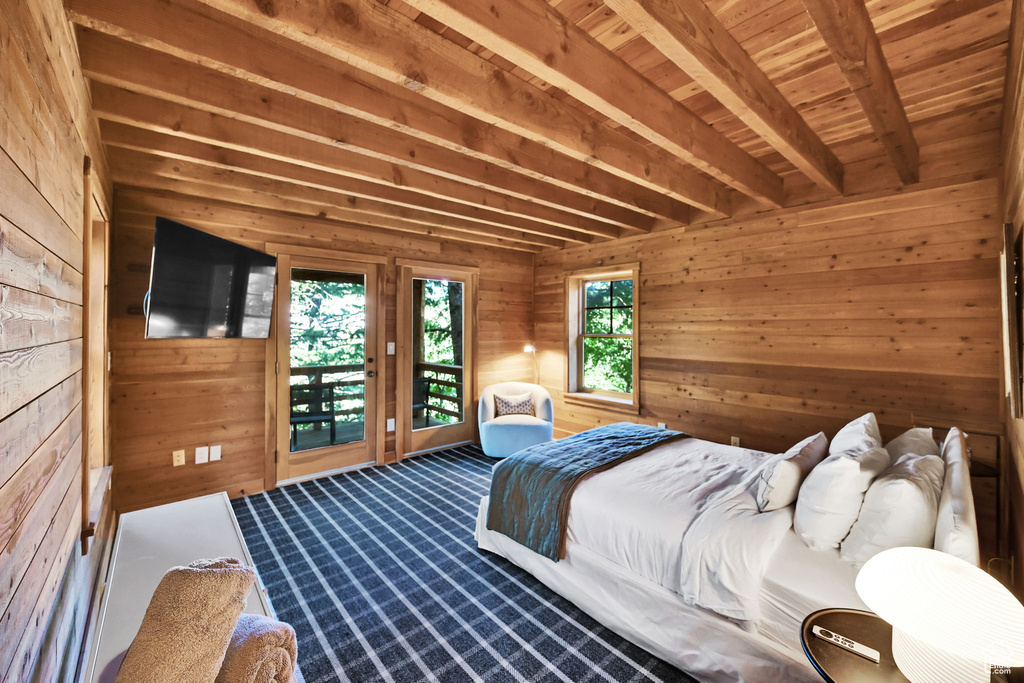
[1002,0,1024,593]
[108,187,536,508]
[536,150,1004,453]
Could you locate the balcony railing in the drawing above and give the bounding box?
[416,362,463,422]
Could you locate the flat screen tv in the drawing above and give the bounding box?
[145,218,277,339]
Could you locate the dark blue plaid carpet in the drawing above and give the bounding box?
[232,445,694,683]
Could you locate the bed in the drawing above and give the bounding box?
[475,427,974,683]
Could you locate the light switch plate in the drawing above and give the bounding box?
[172,449,186,467]
[387,342,396,355]
[386,418,396,432]
[196,446,209,464]
[210,445,222,461]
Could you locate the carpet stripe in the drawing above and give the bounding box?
[233,446,693,682]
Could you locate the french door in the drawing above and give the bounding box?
[396,260,478,458]
[274,254,382,483]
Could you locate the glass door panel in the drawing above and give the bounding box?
[289,268,366,452]
[411,278,464,430]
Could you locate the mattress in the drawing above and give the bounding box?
[756,528,868,653]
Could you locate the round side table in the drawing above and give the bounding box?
[800,608,909,683]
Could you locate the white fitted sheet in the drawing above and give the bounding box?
[756,528,868,653]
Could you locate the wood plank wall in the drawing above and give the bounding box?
[108,188,535,512]
[536,98,1005,455]
[1002,0,1024,593]
[0,0,113,679]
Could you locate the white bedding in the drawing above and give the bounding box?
[757,529,867,652]
[565,437,793,621]
[476,497,820,683]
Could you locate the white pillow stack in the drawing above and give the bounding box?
[933,427,980,566]
[883,426,940,462]
[839,452,945,566]
[794,414,891,550]
[755,433,828,512]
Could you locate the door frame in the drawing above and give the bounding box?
[264,246,387,488]
[396,259,479,459]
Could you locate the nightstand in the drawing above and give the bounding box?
[800,608,909,683]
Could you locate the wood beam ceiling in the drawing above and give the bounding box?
[76,29,625,242]
[800,0,921,185]
[66,0,713,222]
[99,122,591,245]
[67,0,989,251]
[601,0,844,196]
[108,147,561,251]
[399,0,783,206]
[70,0,733,215]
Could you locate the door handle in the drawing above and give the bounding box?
[366,370,376,378]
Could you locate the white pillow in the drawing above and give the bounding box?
[828,413,881,456]
[934,428,980,566]
[884,427,939,463]
[795,444,891,550]
[756,433,828,512]
[840,453,945,566]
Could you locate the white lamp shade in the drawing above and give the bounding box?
[856,547,1024,683]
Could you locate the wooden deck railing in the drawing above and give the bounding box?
[417,362,463,421]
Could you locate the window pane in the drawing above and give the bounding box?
[585,280,611,308]
[412,278,465,429]
[611,306,632,334]
[585,307,611,334]
[583,336,633,394]
[289,269,366,452]
[612,279,633,307]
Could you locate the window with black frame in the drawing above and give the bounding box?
[579,278,634,395]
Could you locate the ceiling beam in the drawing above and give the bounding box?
[603,0,844,196]
[107,147,570,249]
[109,154,554,252]
[92,84,642,240]
[78,39,625,240]
[66,0,706,221]
[114,188,519,255]
[101,122,592,244]
[399,0,783,206]
[70,0,732,215]
[799,0,920,185]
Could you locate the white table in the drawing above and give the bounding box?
[86,493,273,683]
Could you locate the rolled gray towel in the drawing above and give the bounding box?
[215,614,298,683]
[116,557,256,683]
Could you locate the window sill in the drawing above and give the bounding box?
[564,392,639,414]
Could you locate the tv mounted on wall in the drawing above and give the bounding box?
[144,217,277,339]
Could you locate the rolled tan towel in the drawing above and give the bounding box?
[116,557,256,683]
[215,614,298,683]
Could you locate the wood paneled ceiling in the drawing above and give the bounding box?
[67,0,1011,252]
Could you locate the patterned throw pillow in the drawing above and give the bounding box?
[494,391,534,417]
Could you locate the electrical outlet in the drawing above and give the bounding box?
[196,446,209,464]
[657,422,667,429]
[387,342,396,355]
[172,449,185,467]
[730,436,741,447]
[210,445,222,461]
[386,418,396,432]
